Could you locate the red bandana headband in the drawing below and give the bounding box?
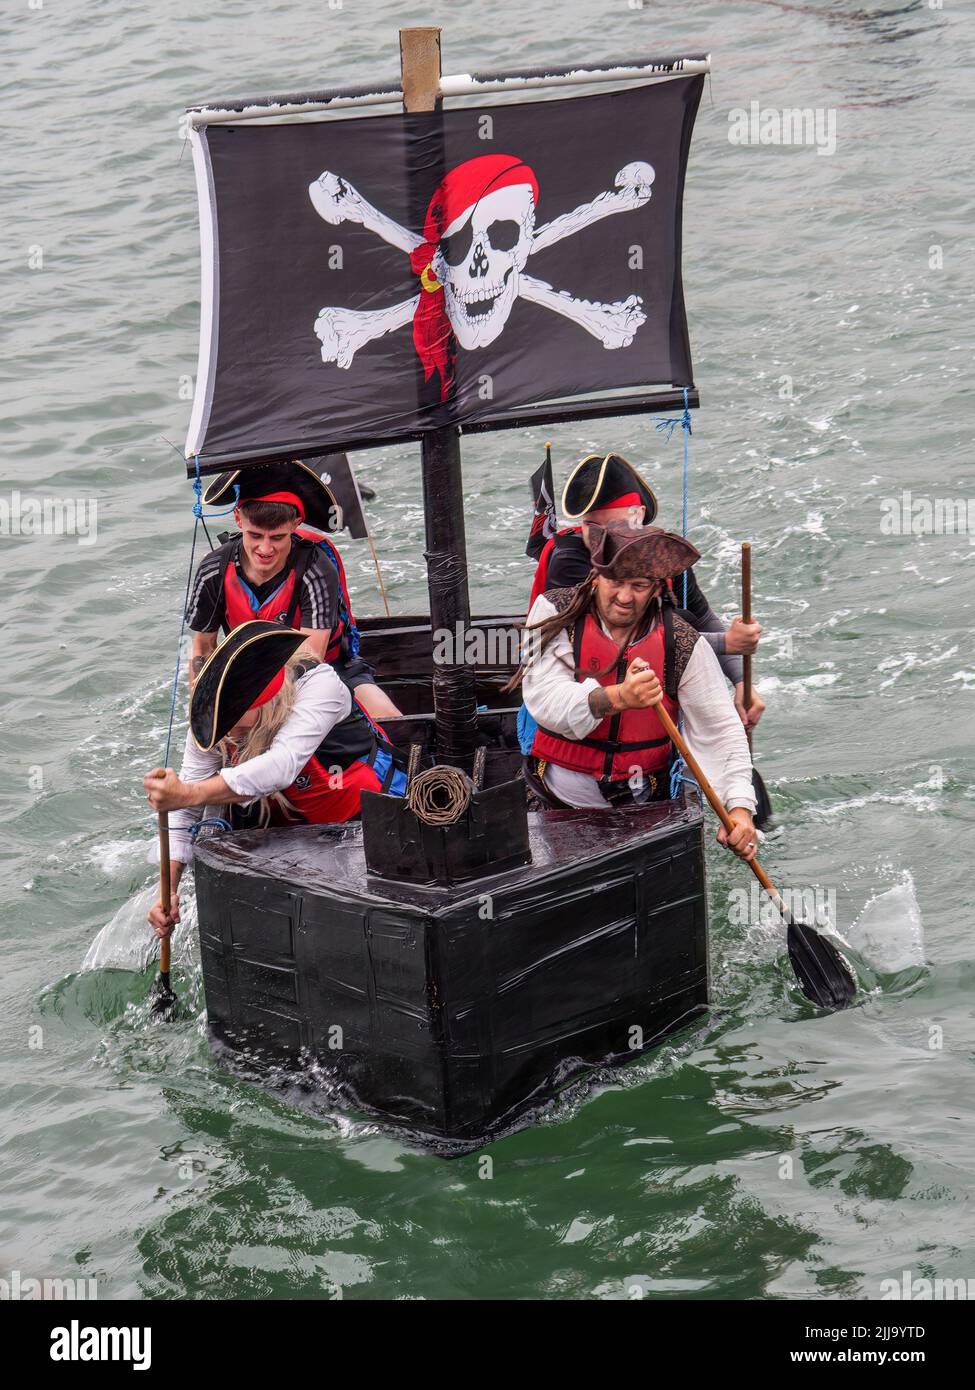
[409,155,539,401]
[248,668,286,711]
[600,492,642,511]
[240,490,305,520]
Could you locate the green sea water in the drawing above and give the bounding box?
[2,0,973,1300]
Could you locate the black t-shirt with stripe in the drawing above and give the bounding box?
[185,536,339,634]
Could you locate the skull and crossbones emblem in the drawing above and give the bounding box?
[308,153,654,399]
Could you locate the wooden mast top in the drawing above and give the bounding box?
[400,26,442,112]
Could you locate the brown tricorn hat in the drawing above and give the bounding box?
[587,522,700,581]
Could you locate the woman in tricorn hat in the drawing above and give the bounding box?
[515,522,758,859]
[185,459,400,720]
[528,450,765,732]
[143,621,407,938]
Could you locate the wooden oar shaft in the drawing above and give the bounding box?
[158,811,171,976]
[741,541,752,625]
[653,698,783,907]
[367,532,392,618]
[741,539,753,718]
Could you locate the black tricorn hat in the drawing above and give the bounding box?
[587,522,700,582]
[561,451,658,523]
[202,460,339,534]
[191,621,306,751]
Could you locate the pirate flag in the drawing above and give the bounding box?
[526,443,557,561]
[184,76,704,469]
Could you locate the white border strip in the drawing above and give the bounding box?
[184,128,219,460]
[187,57,711,127]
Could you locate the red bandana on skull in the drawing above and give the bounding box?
[409,155,539,402]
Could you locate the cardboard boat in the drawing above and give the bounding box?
[192,616,709,1143]
[180,31,715,1142]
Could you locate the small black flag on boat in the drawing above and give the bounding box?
[310,454,368,539]
[526,444,557,560]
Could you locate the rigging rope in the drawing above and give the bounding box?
[162,457,204,768]
[655,389,694,798]
[653,386,692,608]
[162,460,241,765]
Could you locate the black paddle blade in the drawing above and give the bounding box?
[150,972,179,1022]
[787,921,857,1010]
[752,767,773,829]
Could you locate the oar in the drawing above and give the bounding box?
[367,531,392,617]
[741,541,773,828]
[150,811,179,1019]
[652,696,855,1010]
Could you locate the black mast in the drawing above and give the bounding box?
[401,27,478,765]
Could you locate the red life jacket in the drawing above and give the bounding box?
[532,606,680,782]
[297,528,357,662]
[227,692,403,827]
[220,531,354,663]
[529,527,579,608]
[270,701,399,823]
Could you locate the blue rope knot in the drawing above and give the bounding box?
[654,389,693,444]
[191,455,239,518]
[190,817,233,837]
[669,706,698,802]
[192,455,204,518]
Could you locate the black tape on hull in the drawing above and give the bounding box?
[193,796,709,1142]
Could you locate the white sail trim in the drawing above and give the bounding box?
[186,57,711,127]
[185,127,218,460]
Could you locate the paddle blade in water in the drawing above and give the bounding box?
[787,920,857,1010]
[752,767,773,829]
[150,973,179,1021]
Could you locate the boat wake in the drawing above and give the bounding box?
[833,872,926,991]
[81,880,197,974]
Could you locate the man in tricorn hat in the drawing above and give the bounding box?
[528,451,765,732]
[185,460,400,720]
[144,620,407,938]
[518,522,758,858]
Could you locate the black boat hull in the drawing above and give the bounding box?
[191,612,711,1142]
[193,795,709,1142]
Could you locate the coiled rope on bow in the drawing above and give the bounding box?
[406,766,476,826]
